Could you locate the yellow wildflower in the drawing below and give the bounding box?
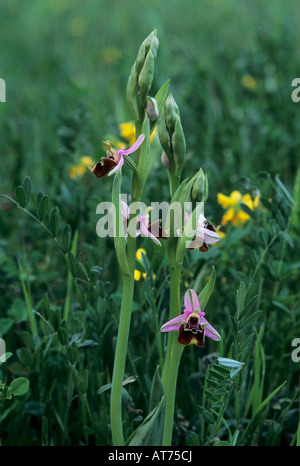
[136,248,147,260]
[69,156,95,180]
[134,248,156,281]
[241,74,260,91]
[216,226,226,239]
[217,190,260,226]
[119,121,157,146]
[134,269,146,281]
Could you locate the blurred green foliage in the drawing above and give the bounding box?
[0,0,300,446]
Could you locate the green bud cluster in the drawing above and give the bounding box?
[158,94,186,195]
[127,30,159,120]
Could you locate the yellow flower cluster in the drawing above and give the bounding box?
[68,156,95,180]
[217,190,260,226]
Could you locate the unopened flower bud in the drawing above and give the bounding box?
[165,94,179,134]
[127,30,159,119]
[191,168,209,203]
[161,151,170,168]
[146,97,159,121]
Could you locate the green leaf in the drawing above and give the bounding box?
[50,206,60,237]
[97,376,138,396]
[7,298,28,323]
[230,315,238,337]
[6,377,29,399]
[62,224,72,253]
[57,327,68,346]
[150,79,170,133]
[17,347,33,366]
[0,352,13,365]
[240,310,262,333]
[22,176,32,204]
[135,112,151,196]
[240,203,254,217]
[149,366,164,412]
[204,389,219,403]
[0,318,14,337]
[239,381,287,445]
[198,266,216,311]
[198,405,215,424]
[128,397,165,446]
[275,174,295,205]
[112,171,130,276]
[76,283,87,310]
[218,357,245,369]
[236,281,246,318]
[15,186,27,208]
[36,193,49,221]
[67,251,78,276]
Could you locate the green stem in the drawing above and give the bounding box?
[63,230,78,322]
[18,259,37,336]
[109,117,147,445]
[161,264,182,446]
[110,183,139,445]
[161,265,181,387]
[110,271,135,445]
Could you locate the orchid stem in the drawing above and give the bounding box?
[110,269,135,446]
[162,264,183,446]
[110,123,143,445]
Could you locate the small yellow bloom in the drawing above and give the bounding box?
[134,269,143,281]
[80,156,95,167]
[218,190,260,226]
[241,74,260,91]
[134,249,156,281]
[119,122,157,146]
[69,156,95,180]
[119,122,136,146]
[136,248,147,261]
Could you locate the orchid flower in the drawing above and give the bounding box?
[121,201,165,246]
[185,212,221,252]
[92,134,145,178]
[161,289,221,347]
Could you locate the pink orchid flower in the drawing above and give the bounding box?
[92,134,145,178]
[160,289,221,347]
[121,201,164,246]
[185,212,221,252]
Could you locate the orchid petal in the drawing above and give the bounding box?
[119,134,145,156]
[197,213,206,225]
[184,289,201,316]
[121,201,130,220]
[107,154,124,176]
[203,227,221,244]
[139,219,162,246]
[160,313,187,332]
[200,316,221,341]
